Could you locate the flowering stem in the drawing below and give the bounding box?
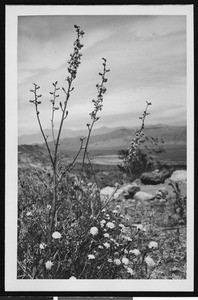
[124,101,152,169]
[82,58,109,170]
[50,81,60,147]
[82,121,94,169]
[30,84,54,166]
[53,82,71,166]
[49,26,84,233]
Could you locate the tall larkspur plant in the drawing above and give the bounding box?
[123,101,152,170]
[29,25,85,236]
[82,58,110,168]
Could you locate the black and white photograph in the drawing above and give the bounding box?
[5,5,194,292]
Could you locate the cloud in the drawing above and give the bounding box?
[18,15,187,135]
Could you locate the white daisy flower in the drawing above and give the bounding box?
[39,243,46,250]
[114,258,121,266]
[90,226,99,236]
[127,267,135,275]
[129,249,141,256]
[106,222,115,229]
[45,260,53,270]
[88,254,95,260]
[148,241,158,249]
[145,256,155,267]
[122,257,129,265]
[52,231,62,239]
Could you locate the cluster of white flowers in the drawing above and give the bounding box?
[86,211,157,278]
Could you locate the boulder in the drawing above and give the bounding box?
[100,186,115,203]
[140,169,172,185]
[124,186,141,199]
[114,183,138,200]
[170,170,187,182]
[133,191,155,201]
[132,178,142,186]
[155,187,168,199]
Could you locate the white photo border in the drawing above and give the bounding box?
[5,4,194,292]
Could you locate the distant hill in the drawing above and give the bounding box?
[18,125,186,165]
[18,126,119,145]
[46,125,186,153]
[19,124,186,147]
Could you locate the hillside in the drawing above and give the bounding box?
[18,125,186,166]
[47,125,186,153]
[18,144,48,165]
[18,124,186,146]
[18,126,118,145]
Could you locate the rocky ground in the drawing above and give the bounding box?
[99,169,187,279]
[100,169,187,203]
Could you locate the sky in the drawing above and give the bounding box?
[18,15,187,135]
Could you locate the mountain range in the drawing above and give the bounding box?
[18,126,116,145]
[49,125,186,154]
[18,124,186,163]
[18,124,186,148]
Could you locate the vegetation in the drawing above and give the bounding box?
[17,25,186,280]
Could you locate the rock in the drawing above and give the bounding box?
[170,170,187,182]
[140,169,172,185]
[100,186,115,203]
[132,178,142,186]
[133,191,155,201]
[155,187,168,199]
[114,183,138,200]
[124,186,141,199]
